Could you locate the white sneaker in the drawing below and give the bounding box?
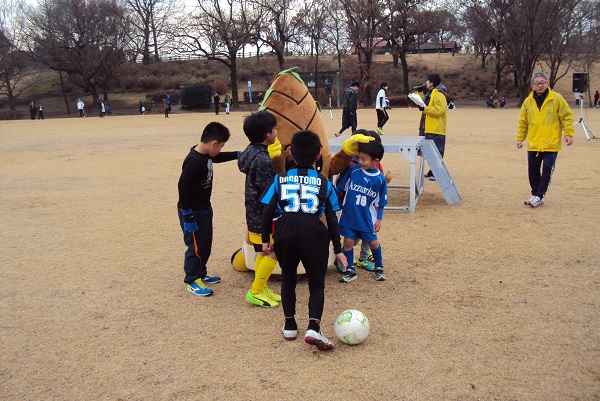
[282,326,297,341]
[524,196,536,205]
[529,196,544,208]
[304,329,334,350]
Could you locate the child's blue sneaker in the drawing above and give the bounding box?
[202,274,221,284]
[187,280,214,296]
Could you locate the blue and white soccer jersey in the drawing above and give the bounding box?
[337,164,388,235]
[260,167,342,280]
[261,168,340,218]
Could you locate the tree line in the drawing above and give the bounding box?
[1,0,599,112]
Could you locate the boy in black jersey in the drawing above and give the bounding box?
[261,130,347,350]
[177,122,239,297]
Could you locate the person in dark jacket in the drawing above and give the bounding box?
[29,101,37,120]
[238,111,282,308]
[335,82,359,137]
[213,92,220,115]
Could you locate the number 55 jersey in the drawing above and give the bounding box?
[260,167,343,254]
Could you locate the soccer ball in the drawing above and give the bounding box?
[334,310,370,345]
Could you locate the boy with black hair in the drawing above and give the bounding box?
[238,111,283,308]
[177,122,239,297]
[335,129,391,273]
[337,140,388,282]
[261,130,347,351]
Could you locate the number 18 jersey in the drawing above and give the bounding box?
[337,164,388,233]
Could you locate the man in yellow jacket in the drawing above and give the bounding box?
[416,73,447,181]
[516,72,574,208]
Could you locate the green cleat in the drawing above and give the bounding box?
[246,290,278,308]
[263,286,282,302]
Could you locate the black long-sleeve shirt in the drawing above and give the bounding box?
[177,146,238,210]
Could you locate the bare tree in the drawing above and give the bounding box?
[563,0,600,104]
[26,0,130,107]
[322,2,349,69]
[428,9,465,54]
[258,0,310,69]
[177,0,263,108]
[461,1,511,93]
[385,0,436,93]
[342,0,390,105]
[462,5,496,68]
[461,0,581,105]
[124,0,182,64]
[298,0,329,94]
[0,0,39,111]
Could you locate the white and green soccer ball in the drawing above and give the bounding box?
[334,309,370,345]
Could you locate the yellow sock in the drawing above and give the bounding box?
[254,253,264,270]
[250,256,277,295]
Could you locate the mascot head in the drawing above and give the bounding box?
[258,68,332,177]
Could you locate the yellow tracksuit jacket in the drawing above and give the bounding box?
[516,89,574,152]
[421,89,447,135]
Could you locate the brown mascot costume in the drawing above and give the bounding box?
[231,68,374,274]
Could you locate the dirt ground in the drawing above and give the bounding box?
[1,104,599,400]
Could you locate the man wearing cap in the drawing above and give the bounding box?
[516,72,574,208]
[415,73,447,181]
[335,82,359,137]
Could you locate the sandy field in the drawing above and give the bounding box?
[1,104,599,400]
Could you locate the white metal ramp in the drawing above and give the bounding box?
[420,139,462,206]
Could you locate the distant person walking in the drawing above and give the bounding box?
[139,99,145,115]
[166,92,173,111]
[98,97,105,118]
[224,94,230,114]
[37,103,44,120]
[516,72,574,208]
[594,90,599,108]
[335,82,359,137]
[77,98,86,117]
[375,82,389,135]
[163,98,170,118]
[29,101,37,120]
[213,92,220,115]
